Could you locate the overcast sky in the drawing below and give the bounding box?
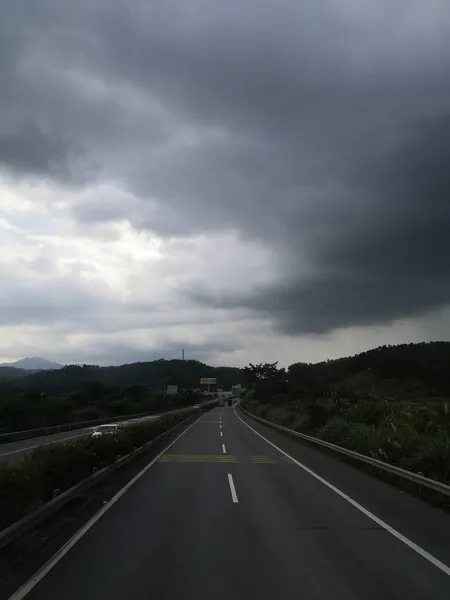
[1,0,450,367]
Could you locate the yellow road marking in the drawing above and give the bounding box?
[250,455,277,464]
[159,454,237,462]
[158,454,294,464]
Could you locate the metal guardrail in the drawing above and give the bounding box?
[239,405,450,498]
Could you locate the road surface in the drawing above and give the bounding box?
[8,405,450,600]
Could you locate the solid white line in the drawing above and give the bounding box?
[228,473,239,503]
[234,404,450,577]
[0,433,88,458]
[222,443,226,454]
[220,432,223,437]
[8,413,206,600]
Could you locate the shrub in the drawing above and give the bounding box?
[0,460,42,529]
[344,400,387,426]
[303,400,331,430]
[290,412,310,432]
[317,417,351,443]
[405,431,450,482]
[266,406,295,428]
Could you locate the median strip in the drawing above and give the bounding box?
[0,408,202,542]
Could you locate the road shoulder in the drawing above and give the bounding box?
[236,405,450,570]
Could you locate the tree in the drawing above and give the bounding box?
[244,362,284,384]
[244,362,288,403]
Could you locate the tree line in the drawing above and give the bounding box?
[0,359,248,433]
[244,342,450,402]
[2,342,450,434]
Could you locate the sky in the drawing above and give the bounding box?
[1,0,450,367]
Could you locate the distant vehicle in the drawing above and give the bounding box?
[227,398,232,406]
[91,424,120,438]
[193,404,201,410]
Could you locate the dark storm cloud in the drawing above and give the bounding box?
[0,120,86,182]
[189,113,450,333]
[2,1,450,334]
[0,0,170,185]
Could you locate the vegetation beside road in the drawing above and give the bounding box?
[0,408,200,531]
[241,343,450,492]
[0,359,245,434]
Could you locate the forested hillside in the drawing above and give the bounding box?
[2,343,449,437]
[0,359,246,395]
[242,342,450,491]
[0,367,31,380]
[0,359,247,433]
[287,341,450,399]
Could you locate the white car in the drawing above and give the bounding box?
[91,424,120,438]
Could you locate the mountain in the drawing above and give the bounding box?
[0,357,63,371]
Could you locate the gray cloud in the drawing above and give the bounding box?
[0,120,84,182]
[56,339,238,367]
[1,0,450,339]
[0,267,101,327]
[189,113,450,332]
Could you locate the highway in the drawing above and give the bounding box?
[8,405,450,600]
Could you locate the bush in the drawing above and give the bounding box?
[405,431,450,482]
[317,417,351,443]
[344,400,387,426]
[0,460,43,529]
[303,400,332,430]
[266,407,295,428]
[290,412,310,432]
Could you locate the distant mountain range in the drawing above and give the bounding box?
[0,357,63,370]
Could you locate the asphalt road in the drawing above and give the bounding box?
[8,405,450,600]
[0,414,160,464]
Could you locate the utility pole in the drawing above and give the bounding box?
[182,348,185,361]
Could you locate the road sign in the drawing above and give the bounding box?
[200,378,216,385]
[166,385,178,395]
